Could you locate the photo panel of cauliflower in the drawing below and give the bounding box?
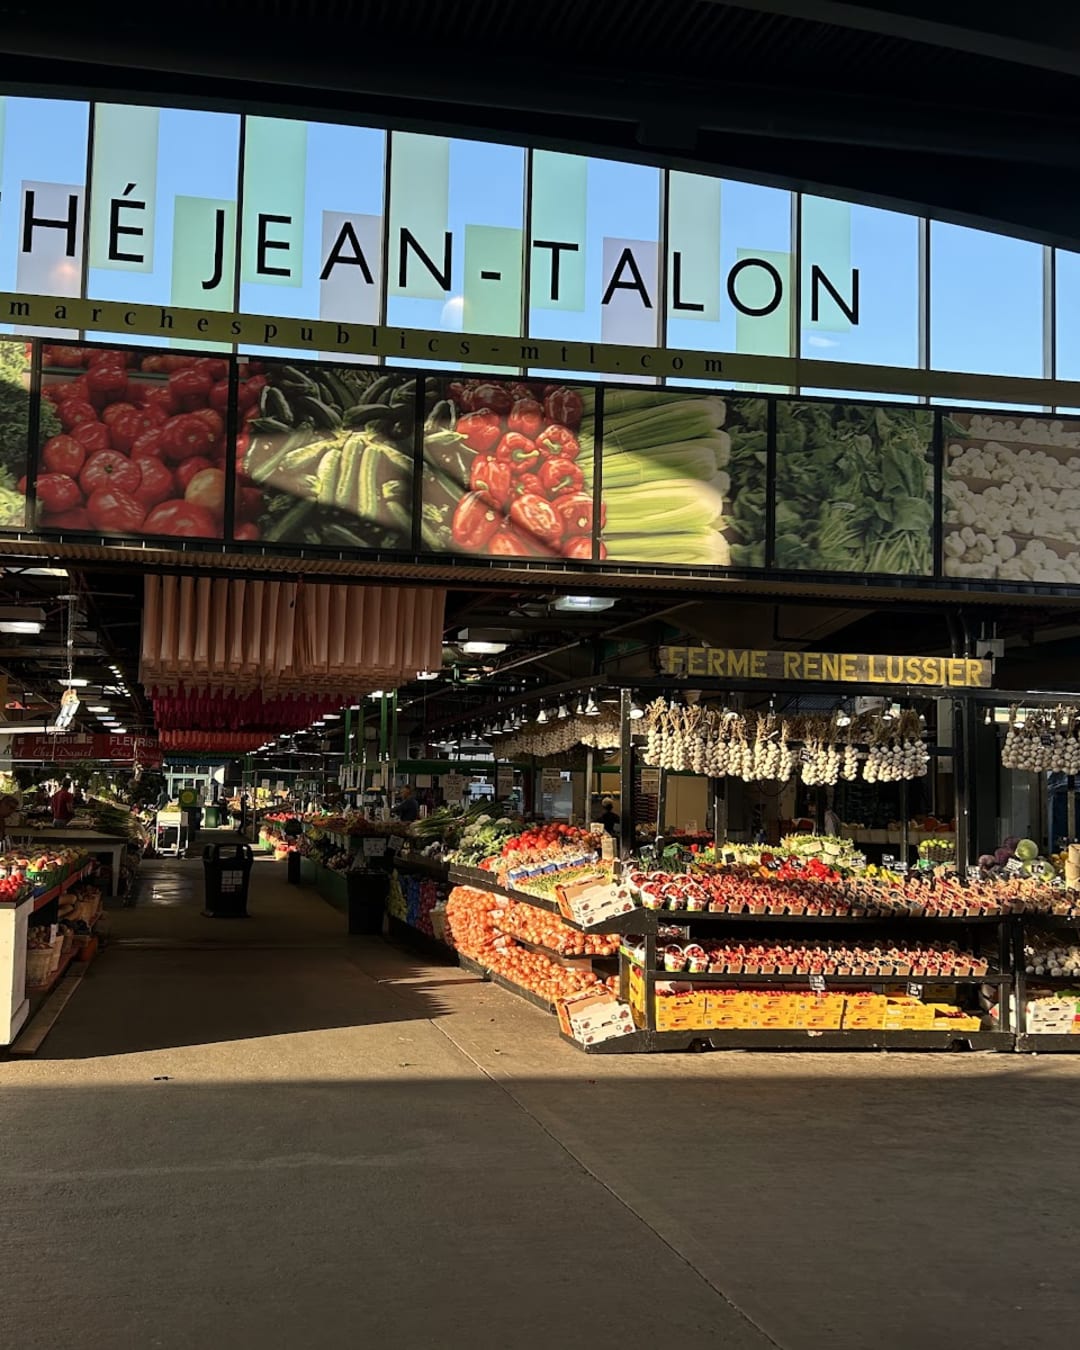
[943,412,1080,584]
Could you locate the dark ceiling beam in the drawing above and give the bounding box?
[0,21,1077,169]
[706,0,1080,77]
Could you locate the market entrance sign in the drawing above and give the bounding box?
[658,647,992,688]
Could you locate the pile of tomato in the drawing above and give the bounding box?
[32,346,266,539]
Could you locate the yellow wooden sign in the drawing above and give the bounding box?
[658,647,992,688]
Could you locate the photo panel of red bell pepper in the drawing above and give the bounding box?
[421,375,598,559]
[0,338,33,530]
[33,339,234,541]
[236,362,415,549]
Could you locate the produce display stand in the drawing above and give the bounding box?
[386,854,456,957]
[1012,914,1080,1052]
[0,895,34,1046]
[559,1027,1012,1054]
[438,865,1057,1052]
[284,659,1080,1052]
[30,863,93,911]
[13,829,125,896]
[2,855,99,1046]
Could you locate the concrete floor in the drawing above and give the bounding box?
[2,859,1080,1349]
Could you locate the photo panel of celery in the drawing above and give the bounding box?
[599,389,766,567]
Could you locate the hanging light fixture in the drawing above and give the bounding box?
[0,605,45,634]
[984,707,993,725]
[628,697,645,720]
[536,706,549,724]
[584,691,600,716]
[54,593,81,730]
[557,702,569,719]
[575,696,585,716]
[502,716,514,732]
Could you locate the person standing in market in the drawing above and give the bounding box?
[393,785,420,823]
[0,794,20,851]
[50,778,75,827]
[598,796,620,836]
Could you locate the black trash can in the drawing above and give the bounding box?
[286,850,301,884]
[203,843,253,918]
[346,868,388,935]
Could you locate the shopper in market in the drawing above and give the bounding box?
[50,778,75,827]
[598,796,620,836]
[0,793,20,851]
[393,785,420,823]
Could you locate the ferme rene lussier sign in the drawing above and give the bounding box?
[658,647,992,688]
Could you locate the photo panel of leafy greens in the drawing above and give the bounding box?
[774,402,935,575]
[599,389,766,567]
[421,377,595,559]
[239,365,416,549]
[943,411,1080,585]
[0,338,31,529]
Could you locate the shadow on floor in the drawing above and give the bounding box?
[36,857,470,1059]
[5,1067,1080,1350]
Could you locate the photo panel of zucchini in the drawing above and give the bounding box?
[943,411,1080,585]
[0,337,30,529]
[239,364,416,549]
[421,377,595,559]
[774,402,934,575]
[599,389,767,567]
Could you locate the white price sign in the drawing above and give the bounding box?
[541,768,562,795]
[362,836,387,856]
[639,767,661,794]
[443,773,466,802]
[496,765,514,799]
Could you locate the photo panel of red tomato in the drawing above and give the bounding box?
[236,362,415,549]
[420,376,596,559]
[0,338,33,530]
[33,341,234,540]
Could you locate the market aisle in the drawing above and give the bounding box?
[0,860,773,1350]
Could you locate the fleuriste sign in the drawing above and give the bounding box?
[10,733,163,764]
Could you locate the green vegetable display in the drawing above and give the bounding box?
[0,339,39,526]
[775,402,934,575]
[597,389,767,567]
[244,365,415,548]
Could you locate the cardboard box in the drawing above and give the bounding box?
[933,1012,983,1032]
[655,991,708,1031]
[1026,999,1080,1034]
[557,990,636,1044]
[555,877,636,928]
[843,994,888,1030]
